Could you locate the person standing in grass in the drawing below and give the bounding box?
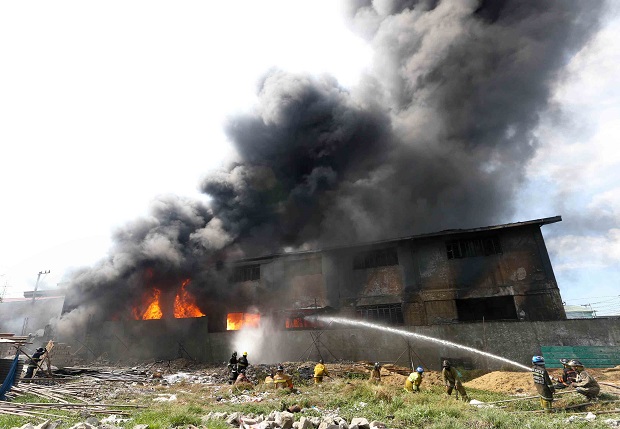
[404,366,424,393]
[369,362,382,384]
[531,355,555,412]
[313,359,329,384]
[441,360,469,401]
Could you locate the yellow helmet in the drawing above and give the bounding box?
[243,351,248,356]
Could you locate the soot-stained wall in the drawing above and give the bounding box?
[228,217,565,328]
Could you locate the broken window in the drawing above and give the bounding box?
[231,264,260,282]
[353,248,399,270]
[455,296,518,321]
[281,308,326,329]
[446,236,502,259]
[356,304,404,325]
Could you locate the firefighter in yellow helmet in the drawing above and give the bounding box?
[237,351,249,374]
[404,366,424,393]
[313,359,330,384]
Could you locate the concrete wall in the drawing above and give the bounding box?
[92,317,210,361]
[92,317,620,371]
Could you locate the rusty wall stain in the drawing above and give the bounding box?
[286,273,327,308]
[361,266,404,296]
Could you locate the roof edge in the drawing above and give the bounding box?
[234,216,562,263]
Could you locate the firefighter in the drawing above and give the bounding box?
[24,347,46,379]
[442,360,469,401]
[228,351,238,384]
[569,359,600,401]
[369,362,381,384]
[237,351,249,374]
[404,366,424,393]
[552,358,577,389]
[313,359,329,384]
[531,355,555,412]
[264,369,276,389]
[273,365,293,389]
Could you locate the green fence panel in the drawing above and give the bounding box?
[541,346,620,368]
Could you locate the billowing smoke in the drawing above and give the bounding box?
[59,0,604,331]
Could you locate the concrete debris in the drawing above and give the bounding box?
[350,418,370,429]
[152,393,177,402]
[101,414,131,424]
[194,409,399,429]
[567,412,598,424]
[298,417,313,429]
[66,423,97,429]
[604,419,620,427]
[227,411,242,425]
[10,421,62,429]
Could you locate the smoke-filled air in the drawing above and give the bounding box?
[56,0,604,333]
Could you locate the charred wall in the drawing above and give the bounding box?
[227,219,565,329]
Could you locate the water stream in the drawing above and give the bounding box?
[315,316,531,371]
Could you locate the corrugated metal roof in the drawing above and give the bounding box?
[236,216,562,263]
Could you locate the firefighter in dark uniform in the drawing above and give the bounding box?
[24,348,46,379]
[569,359,600,401]
[531,355,555,412]
[228,351,238,384]
[369,362,381,384]
[442,360,469,401]
[237,351,249,374]
[553,358,577,389]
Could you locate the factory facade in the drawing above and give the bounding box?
[219,216,566,332]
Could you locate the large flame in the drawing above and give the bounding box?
[227,312,261,330]
[134,288,163,320]
[173,279,205,318]
[132,279,205,320]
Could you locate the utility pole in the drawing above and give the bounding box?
[0,274,6,303]
[32,270,50,303]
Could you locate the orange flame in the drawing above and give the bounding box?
[285,317,306,329]
[227,312,260,330]
[173,279,205,318]
[135,288,163,320]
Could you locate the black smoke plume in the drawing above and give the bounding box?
[58,0,604,331]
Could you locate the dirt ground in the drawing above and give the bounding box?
[72,358,620,397]
[464,365,620,395]
[323,361,620,396]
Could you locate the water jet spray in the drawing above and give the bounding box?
[315,316,531,371]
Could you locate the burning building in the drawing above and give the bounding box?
[202,215,565,332]
[51,2,607,365]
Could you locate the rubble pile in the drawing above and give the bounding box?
[206,410,389,429]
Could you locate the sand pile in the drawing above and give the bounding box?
[464,371,536,395]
